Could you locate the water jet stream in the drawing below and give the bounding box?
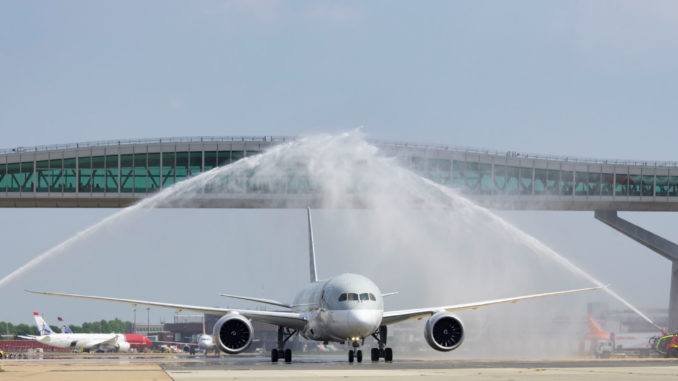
[0,132,663,335]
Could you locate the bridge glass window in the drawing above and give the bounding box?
[231,151,244,163]
[534,169,547,194]
[601,174,614,196]
[78,157,92,193]
[588,173,601,196]
[347,293,358,301]
[189,152,202,176]
[656,176,669,197]
[629,175,641,196]
[492,165,506,192]
[63,158,77,192]
[641,175,654,197]
[0,162,6,192]
[505,166,520,194]
[120,155,134,193]
[204,151,217,171]
[105,155,118,192]
[50,159,63,192]
[452,161,466,188]
[148,153,160,191]
[162,152,175,187]
[36,160,49,192]
[559,171,573,195]
[245,150,261,157]
[668,176,678,197]
[134,154,148,193]
[574,172,588,196]
[21,161,34,192]
[519,168,533,195]
[175,152,189,183]
[615,174,628,196]
[92,156,105,193]
[338,293,347,302]
[217,151,231,166]
[7,163,19,192]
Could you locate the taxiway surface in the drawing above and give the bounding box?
[1,354,678,380]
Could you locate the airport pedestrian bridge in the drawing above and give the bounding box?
[2,136,678,330]
[0,136,677,210]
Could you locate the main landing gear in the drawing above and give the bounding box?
[271,326,297,363]
[370,325,393,362]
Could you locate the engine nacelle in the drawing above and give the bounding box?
[424,312,465,352]
[213,313,253,354]
[116,341,131,352]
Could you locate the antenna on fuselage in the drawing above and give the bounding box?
[307,207,318,283]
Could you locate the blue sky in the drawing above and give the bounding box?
[1,1,678,327]
[2,1,678,159]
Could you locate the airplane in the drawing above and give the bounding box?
[57,316,73,333]
[196,315,217,355]
[19,312,152,352]
[28,208,601,363]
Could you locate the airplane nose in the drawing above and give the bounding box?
[347,310,379,336]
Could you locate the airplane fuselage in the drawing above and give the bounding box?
[291,273,383,343]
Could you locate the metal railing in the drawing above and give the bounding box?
[2,135,677,168]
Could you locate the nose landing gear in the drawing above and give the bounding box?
[348,349,363,363]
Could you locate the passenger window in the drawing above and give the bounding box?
[369,293,376,301]
[360,293,369,301]
[338,293,347,302]
[347,293,358,301]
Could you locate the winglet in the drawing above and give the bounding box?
[307,207,318,283]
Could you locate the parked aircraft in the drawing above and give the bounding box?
[29,209,601,363]
[57,316,73,333]
[20,313,152,352]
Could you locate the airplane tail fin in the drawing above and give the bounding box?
[57,316,73,334]
[33,312,55,335]
[307,207,318,283]
[586,314,611,340]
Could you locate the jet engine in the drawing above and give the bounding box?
[424,312,464,351]
[213,313,253,354]
[116,341,131,352]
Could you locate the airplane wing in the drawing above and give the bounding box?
[381,286,601,326]
[26,290,307,330]
[86,334,118,348]
[219,294,292,309]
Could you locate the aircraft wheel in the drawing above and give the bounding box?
[356,350,362,363]
[348,350,354,363]
[271,349,279,363]
[284,349,292,363]
[371,348,379,362]
[384,347,393,362]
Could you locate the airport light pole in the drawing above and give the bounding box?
[133,308,137,334]
[146,307,150,334]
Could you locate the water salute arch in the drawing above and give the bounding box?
[2,135,678,330]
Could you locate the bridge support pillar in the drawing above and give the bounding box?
[594,210,678,332]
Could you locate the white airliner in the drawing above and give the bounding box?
[19,313,152,352]
[29,209,600,363]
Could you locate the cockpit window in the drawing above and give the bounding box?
[339,292,376,302]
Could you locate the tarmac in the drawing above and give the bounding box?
[1,354,678,380]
